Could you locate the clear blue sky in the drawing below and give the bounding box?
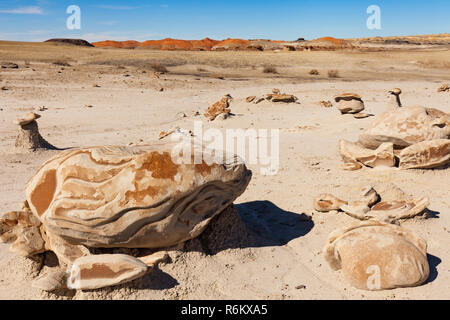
[0,0,449,42]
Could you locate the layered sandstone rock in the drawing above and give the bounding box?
[68,254,148,290]
[324,221,430,290]
[24,142,252,249]
[358,106,450,150]
[339,140,396,169]
[313,194,347,212]
[398,139,450,169]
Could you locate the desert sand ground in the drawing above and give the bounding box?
[0,41,449,300]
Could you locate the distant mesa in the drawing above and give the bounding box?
[45,39,94,47]
[91,36,356,51]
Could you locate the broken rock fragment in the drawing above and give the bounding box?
[339,140,395,169]
[204,96,231,121]
[68,254,148,290]
[314,194,347,212]
[398,139,450,169]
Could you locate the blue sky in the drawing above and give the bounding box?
[0,0,449,42]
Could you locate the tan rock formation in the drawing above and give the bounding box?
[334,93,365,114]
[339,140,396,169]
[68,254,148,290]
[204,97,231,121]
[437,83,449,92]
[324,221,430,290]
[358,106,450,150]
[313,194,347,212]
[14,112,56,152]
[24,142,252,249]
[398,139,450,169]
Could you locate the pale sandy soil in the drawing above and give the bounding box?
[0,42,449,300]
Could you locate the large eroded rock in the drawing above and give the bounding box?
[398,139,450,169]
[324,221,430,290]
[358,106,450,149]
[24,142,252,249]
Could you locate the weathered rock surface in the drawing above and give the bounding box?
[398,139,450,169]
[68,254,148,290]
[339,140,396,169]
[324,221,430,290]
[369,198,430,222]
[24,142,252,249]
[314,194,347,212]
[270,94,298,103]
[204,97,231,121]
[0,206,45,257]
[358,106,450,149]
[334,93,365,114]
[437,83,449,92]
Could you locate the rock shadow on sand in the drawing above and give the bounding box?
[184,201,314,255]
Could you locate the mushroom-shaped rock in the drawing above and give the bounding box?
[14,112,41,126]
[68,254,148,290]
[339,140,396,169]
[358,106,450,150]
[24,141,252,249]
[204,97,231,121]
[398,139,450,169]
[314,194,347,212]
[324,221,430,290]
[388,88,402,109]
[14,112,56,152]
[334,93,365,114]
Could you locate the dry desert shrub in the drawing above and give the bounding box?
[263,64,278,74]
[52,60,71,67]
[418,59,450,69]
[150,63,168,73]
[309,69,320,75]
[328,69,340,78]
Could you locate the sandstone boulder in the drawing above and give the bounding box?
[68,254,148,290]
[358,106,450,149]
[339,140,396,169]
[334,93,365,114]
[324,221,430,290]
[24,142,252,249]
[398,139,450,169]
